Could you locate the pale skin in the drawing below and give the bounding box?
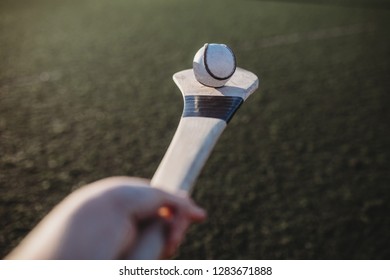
[6,176,206,260]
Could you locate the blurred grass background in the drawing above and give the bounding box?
[0,0,389,259]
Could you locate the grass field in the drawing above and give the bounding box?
[1,0,389,259]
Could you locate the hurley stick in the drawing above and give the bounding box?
[128,67,259,259]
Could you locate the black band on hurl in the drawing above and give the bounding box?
[183,95,243,123]
[204,43,237,81]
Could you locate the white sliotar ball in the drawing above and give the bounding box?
[193,43,236,88]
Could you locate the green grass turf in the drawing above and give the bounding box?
[0,0,389,259]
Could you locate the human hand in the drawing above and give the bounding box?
[6,176,206,259]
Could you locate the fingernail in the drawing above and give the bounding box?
[158,206,174,220]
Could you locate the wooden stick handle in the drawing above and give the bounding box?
[152,117,226,193]
[127,117,226,259]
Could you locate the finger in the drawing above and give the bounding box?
[161,201,207,258]
[184,198,207,221]
[163,216,190,258]
[132,189,205,222]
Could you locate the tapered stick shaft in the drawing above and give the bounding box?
[128,117,227,259]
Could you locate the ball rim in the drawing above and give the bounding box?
[203,43,236,81]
